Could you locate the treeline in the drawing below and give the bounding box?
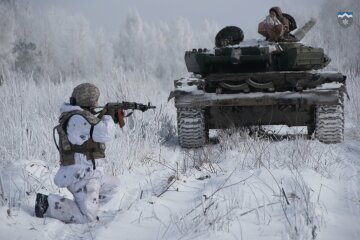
[0,0,218,84]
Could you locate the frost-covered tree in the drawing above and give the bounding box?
[0,0,115,80]
[12,39,39,74]
[114,10,218,85]
[0,1,17,70]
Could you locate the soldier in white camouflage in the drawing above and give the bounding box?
[35,83,121,223]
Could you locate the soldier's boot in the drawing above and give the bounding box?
[35,193,49,218]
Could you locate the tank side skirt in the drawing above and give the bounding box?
[206,105,314,129]
[204,72,345,92]
[174,89,341,108]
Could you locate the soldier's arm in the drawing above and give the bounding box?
[92,115,116,143]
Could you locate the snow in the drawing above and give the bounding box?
[216,39,279,53]
[315,82,343,89]
[1,130,360,239]
[175,77,201,92]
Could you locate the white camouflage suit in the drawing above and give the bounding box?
[46,103,120,223]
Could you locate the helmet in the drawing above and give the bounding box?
[70,83,100,107]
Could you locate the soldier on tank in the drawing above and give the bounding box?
[258,7,298,42]
[35,83,123,223]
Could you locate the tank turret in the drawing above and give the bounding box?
[185,19,330,76]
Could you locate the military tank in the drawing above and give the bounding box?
[169,19,346,148]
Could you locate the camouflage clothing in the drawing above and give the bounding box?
[258,7,297,42]
[56,110,106,167]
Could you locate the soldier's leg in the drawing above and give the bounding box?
[45,194,90,223]
[98,175,120,205]
[46,178,101,224]
[70,178,101,222]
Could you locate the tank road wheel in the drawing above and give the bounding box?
[177,107,207,148]
[314,101,344,144]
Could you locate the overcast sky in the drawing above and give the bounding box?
[30,0,326,37]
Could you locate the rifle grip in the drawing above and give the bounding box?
[118,109,125,128]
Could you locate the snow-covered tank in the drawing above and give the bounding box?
[169,19,346,148]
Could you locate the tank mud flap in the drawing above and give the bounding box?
[218,79,274,92]
[219,82,249,91]
[246,78,274,90]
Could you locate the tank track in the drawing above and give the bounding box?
[177,107,206,148]
[315,99,344,144]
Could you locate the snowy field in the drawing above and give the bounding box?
[0,0,360,239]
[0,73,359,240]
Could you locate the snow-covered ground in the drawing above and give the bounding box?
[0,112,359,239]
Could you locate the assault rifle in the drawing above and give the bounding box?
[94,101,156,119]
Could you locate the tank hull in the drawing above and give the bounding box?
[171,72,345,147]
[174,85,342,127]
